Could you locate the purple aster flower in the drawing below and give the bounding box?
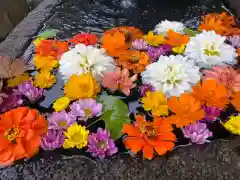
[40,129,65,151]
[87,128,118,159]
[227,35,240,48]
[69,98,102,121]
[131,39,149,50]
[139,84,155,97]
[202,105,221,122]
[48,111,76,130]
[17,80,44,103]
[183,122,213,144]
[147,44,172,62]
[0,90,23,113]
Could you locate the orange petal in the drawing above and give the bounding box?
[123,137,145,154]
[23,135,40,158]
[153,141,168,155]
[157,132,176,141]
[0,148,14,166]
[135,115,145,126]
[12,140,26,160]
[12,107,28,125]
[143,144,154,160]
[122,124,141,137]
[33,116,48,135]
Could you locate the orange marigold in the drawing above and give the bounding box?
[117,50,150,74]
[122,115,176,160]
[231,91,240,112]
[102,26,143,57]
[167,94,205,128]
[191,79,229,109]
[165,30,189,47]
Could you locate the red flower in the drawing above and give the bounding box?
[69,33,98,46]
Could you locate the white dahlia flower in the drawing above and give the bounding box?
[154,20,185,35]
[184,30,237,68]
[141,55,201,97]
[59,43,115,81]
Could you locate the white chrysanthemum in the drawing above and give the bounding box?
[184,30,237,68]
[59,43,115,81]
[154,20,185,34]
[141,55,201,97]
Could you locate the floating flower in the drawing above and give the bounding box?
[191,79,229,109]
[231,91,240,111]
[139,84,155,97]
[238,48,240,57]
[143,31,165,46]
[48,111,76,130]
[7,73,30,87]
[0,91,23,113]
[165,30,189,47]
[53,97,70,112]
[122,115,176,160]
[228,35,240,48]
[183,122,212,144]
[69,33,98,45]
[131,39,149,50]
[222,115,240,135]
[141,55,201,97]
[33,70,56,89]
[17,80,44,103]
[33,37,44,47]
[141,91,168,116]
[34,55,58,71]
[0,107,48,165]
[147,44,172,62]
[69,99,102,121]
[184,30,237,68]
[64,73,100,100]
[40,129,65,150]
[117,50,150,74]
[63,124,89,149]
[202,65,240,93]
[154,20,185,34]
[168,94,205,128]
[101,68,137,95]
[202,105,221,122]
[87,128,118,159]
[172,44,186,54]
[59,43,115,81]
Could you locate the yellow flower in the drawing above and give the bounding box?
[53,96,70,112]
[63,123,89,149]
[33,70,56,88]
[172,44,186,54]
[141,90,169,116]
[64,73,100,100]
[222,116,240,135]
[7,73,30,87]
[34,38,44,47]
[143,31,165,46]
[34,55,58,71]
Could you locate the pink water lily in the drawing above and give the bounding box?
[101,68,137,95]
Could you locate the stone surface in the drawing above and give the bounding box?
[224,0,240,18]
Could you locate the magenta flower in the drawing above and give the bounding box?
[40,129,65,150]
[48,111,76,130]
[183,122,213,144]
[87,128,118,159]
[228,35,240,48]
[139,84,155,97]
[17,80,44,103]
[0,90,23,113]
[147,44,172,62]
[132,39,149,50]
[69,98,102,121]
[202,105,221,122]
[101,68,137,95]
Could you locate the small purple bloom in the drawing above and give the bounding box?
[17,80,44,103]
[48,111,76,130]
[147,44,172,62]
[87,128,118,159]
[40,129,65,151]
[227,35,240,48]
[0,90,23,113]
[183,122,213,144]
[139,84,155,97]
[69,98,102,121]
[131,39,149,50]
[202,105,221,122]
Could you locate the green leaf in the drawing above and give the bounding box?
[184,28,200,37]
[37,29,60,39]
[98,94,131,140]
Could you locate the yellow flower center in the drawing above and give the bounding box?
[130,55,139,63]
[4,126,20,142]
[204,44,220,56]
[84,108,92,116]
[140,122,157,137]
[59,120,67,128]
[97,140,106,149]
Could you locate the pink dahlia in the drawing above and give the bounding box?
[101,68,137,95]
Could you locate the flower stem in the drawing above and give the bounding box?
[86,118,101,128]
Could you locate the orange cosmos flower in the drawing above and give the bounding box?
[191,79,229,109]
[102,26,143,57]
[117,50,150,74]
[122,115,176,160]
[0,107,48,165]
[35,40,69,59]
[231,91,240,112]
[165,30,189,47]
[68,33,98,46]
[167,94,205,128]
